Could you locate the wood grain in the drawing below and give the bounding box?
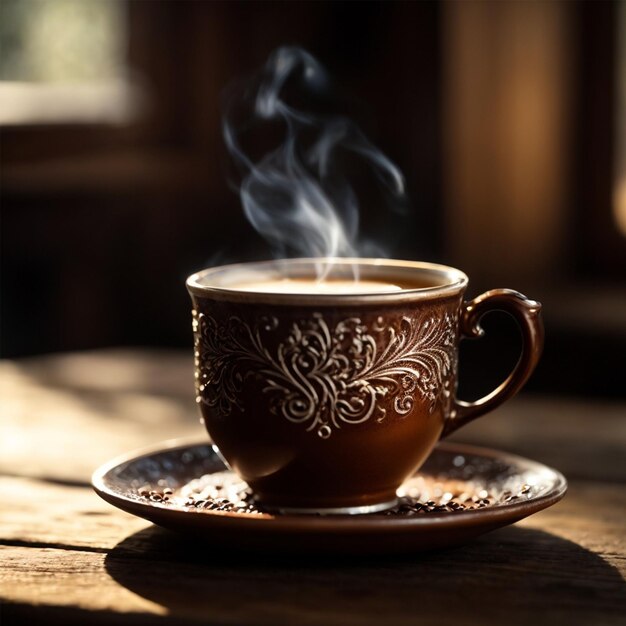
[0,352,202,483]
[2,517,625,626]
[0,477,149,550]
[1,350,625,625]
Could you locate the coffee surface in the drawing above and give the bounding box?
[231,278,404,294]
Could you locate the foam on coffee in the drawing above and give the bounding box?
[192,260,455,293]
[233,278,403,294]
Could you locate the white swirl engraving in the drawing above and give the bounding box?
[193,310,457,438]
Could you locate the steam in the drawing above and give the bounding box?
[222,47,407,271]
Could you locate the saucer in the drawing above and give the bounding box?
[92,439,567,554]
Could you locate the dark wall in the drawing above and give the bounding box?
[2,1,443,357]
[2,1,624,401]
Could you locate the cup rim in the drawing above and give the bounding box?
[186,258,468,304]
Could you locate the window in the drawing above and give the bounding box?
[0,0,138,125]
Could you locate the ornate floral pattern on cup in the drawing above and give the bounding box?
[193,310,457,438]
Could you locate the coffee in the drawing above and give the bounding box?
[192,259,451,293]
[232,278,403,294]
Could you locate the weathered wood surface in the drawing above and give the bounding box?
[1,350,625,625]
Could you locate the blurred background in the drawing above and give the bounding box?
[1,0,625,401]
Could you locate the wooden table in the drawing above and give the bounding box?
[1,349,625,625]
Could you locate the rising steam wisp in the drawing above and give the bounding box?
[223,47,407,279]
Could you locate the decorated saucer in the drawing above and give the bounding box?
[92,439,566,554]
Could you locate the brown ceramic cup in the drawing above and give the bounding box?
[187,258,543,514]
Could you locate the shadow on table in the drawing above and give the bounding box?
[105,525,626,625]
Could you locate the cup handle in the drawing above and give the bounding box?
[441,289,544,438]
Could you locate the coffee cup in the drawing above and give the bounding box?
[187,258,543,514]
